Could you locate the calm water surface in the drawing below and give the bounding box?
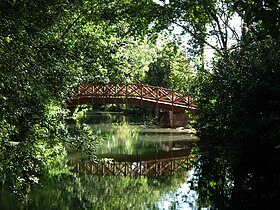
[2,113,200,210]
[66,112,199,209]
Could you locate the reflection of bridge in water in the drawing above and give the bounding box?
[69,148,193,176]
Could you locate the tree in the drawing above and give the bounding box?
[0,0,157,195]
[190,1,280,208]
[234,0,280,39]
[0,0,174,197]
[0,0,79,195]
[145,39,193,93]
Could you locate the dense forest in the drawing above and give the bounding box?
[0,0,279,209]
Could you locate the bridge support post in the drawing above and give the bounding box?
[169,111,174,128]
[155,108,159,120]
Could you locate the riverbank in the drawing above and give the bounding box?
[138,125,196,134]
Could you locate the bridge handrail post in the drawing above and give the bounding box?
[125,83,128,105]
[156,86,159,109]
[102,84,105,104]
[141,84,143,106]
[114,84,117,104]
[77,83,80,95]
[187,95,190,110]
[172,89,174,112]
[77,83,81,105]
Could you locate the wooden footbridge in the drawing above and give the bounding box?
[68,83,196,113]
[69,149,192,176]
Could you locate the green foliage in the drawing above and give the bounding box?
[149,0,280,208]
[145,39,194,93]
[3,0,279,208]
[66,107,101,158]
[111,37,156,83]
[193,31,280,209]
[234,0,280,39]
[0,0,164,197]
[0,101,68,196]
[0,0,97,196]
[148,0,238,59]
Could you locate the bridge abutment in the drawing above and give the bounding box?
[159,110,190,128]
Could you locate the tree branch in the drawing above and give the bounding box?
[218,12,240,42]
[202,0,227,51]
[173,21,224,56]
[59,12,85,40]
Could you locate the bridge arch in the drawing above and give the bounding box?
[68,83,196,113]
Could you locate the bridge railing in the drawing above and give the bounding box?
[73,83,194,107]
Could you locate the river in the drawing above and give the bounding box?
[2,112,200,210]
[66,112,199,209]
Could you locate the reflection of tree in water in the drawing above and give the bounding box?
[20,171,187,210]
[94,122,194,156]
[95,122,141,155]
